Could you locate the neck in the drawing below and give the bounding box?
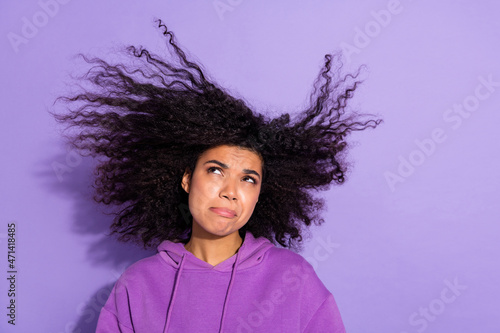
[184,225,243,267]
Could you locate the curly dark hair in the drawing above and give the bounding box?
[52,20,381,250]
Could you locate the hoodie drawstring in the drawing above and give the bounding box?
[163,253,186,333]
[218,247,241,333]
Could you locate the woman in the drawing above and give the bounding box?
[54,20,380,332]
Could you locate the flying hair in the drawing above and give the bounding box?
[52,19,382,250]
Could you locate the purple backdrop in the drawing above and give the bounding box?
[1,0,499,332]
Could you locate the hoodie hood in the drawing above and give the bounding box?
[158,231,274,333]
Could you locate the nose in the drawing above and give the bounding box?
[220,179,237,201]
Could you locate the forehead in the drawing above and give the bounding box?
[197,145,263,170]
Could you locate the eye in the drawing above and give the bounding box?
[207,166,222,175]
[243,176,257,184]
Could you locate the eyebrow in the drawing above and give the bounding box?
[204,159,261,179]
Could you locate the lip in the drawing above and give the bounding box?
[210,207,237,218]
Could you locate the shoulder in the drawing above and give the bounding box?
[114,252,171,288]
[260,246,337,324]
[265,246,313,270]
[264,246,330,293]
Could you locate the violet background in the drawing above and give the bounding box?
[1,0,499,332]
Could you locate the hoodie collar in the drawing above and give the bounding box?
[157,231,274,272]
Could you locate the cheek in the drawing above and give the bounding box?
[189,176,219,204]
[241,189,260,211]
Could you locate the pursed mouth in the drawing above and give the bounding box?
[209,207,237,218]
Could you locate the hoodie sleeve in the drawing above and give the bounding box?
[303,294,346,333]
[95,279,135,333]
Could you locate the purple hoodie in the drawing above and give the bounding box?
[96,231,346,332]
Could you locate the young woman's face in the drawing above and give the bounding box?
[181,145,263,239]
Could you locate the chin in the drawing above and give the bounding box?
[210,226,238,237]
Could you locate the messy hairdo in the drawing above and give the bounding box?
[53,20,381,250]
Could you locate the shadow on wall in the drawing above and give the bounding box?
[37,143,155,332]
